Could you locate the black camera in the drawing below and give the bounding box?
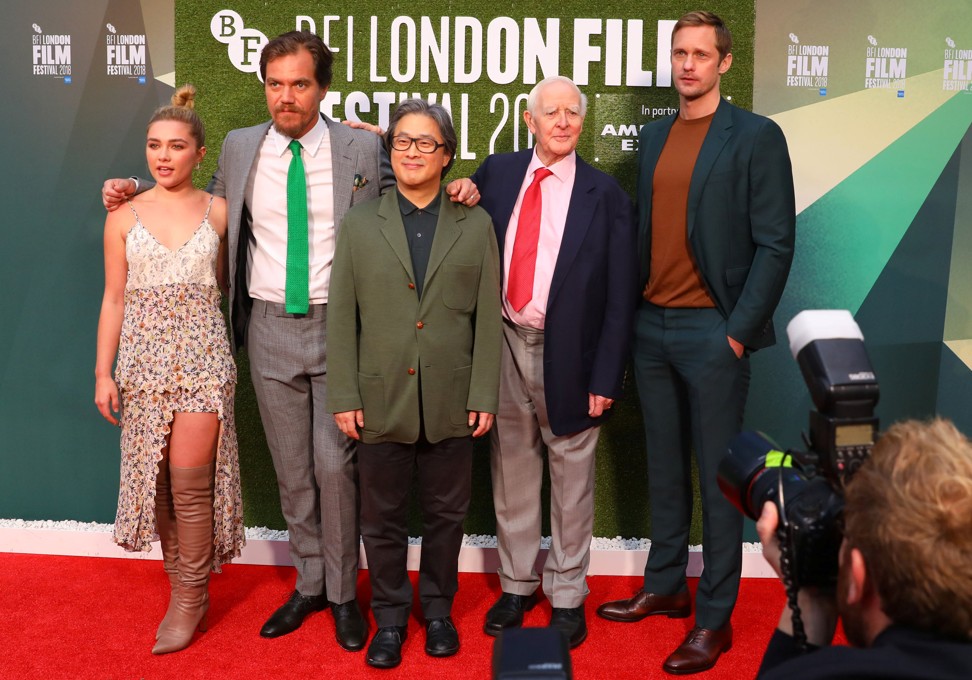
[718,310,880,589]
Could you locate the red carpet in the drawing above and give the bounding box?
[1,552,795,679]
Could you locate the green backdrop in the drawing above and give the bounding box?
[176,0,755,538]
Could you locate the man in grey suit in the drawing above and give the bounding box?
[103,31,392,651]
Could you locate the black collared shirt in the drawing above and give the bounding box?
[398,191,441,298]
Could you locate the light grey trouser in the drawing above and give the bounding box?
[247,299,359,603]
[490,321,600,609]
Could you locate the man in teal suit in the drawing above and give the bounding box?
[597,11,795,675]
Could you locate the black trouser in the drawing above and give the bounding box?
[357,434,473,627]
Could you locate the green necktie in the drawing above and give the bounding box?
[285,139,309,314]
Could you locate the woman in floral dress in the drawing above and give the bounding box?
[94,85,244,654]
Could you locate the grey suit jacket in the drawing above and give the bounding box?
[207,114,394,351]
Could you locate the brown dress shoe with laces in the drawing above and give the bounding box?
[662,624,733,675]
[596,590,691,622]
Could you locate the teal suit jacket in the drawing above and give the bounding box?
[636,98,795,350]
[326,188,502,444]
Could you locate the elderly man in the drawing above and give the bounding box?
[101,31,481,651]
[327,99,501,669]
[458,75,638,648]
[757,418,972,679]
[596,11,796,674]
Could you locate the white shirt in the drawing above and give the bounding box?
[245,115,335,304]
[502,150,577,329]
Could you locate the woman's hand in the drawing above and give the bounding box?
[95,375,122,426]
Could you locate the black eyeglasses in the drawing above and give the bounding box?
[390,135,446,154]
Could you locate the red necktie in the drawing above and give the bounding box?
[507,167,553,312]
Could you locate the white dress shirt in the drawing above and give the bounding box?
[245,115,335,304]
[502,150,577,329]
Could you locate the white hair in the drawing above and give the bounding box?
[527,76,588,118]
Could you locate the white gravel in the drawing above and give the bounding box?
[0,519,761,552]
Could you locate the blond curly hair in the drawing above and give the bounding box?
[844,417,972,641]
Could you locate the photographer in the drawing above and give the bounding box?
[755,418,972,679]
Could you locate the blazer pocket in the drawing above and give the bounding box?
[450,365,473,426]
[441,263,479,310]
[725,266,750,288]
[357,373,386,434]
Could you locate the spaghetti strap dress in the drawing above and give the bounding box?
[112,196,244,570]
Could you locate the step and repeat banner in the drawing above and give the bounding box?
[748,1,972,454]
[2,0,971,538]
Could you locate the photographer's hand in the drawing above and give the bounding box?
[758,502,839,646]
[757,501,784,577]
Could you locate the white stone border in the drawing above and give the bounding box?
[0,520,777,578]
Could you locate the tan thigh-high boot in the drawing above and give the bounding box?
[152,462,215,654]
[154,458,180,639]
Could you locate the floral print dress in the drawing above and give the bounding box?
[113,197,244,570]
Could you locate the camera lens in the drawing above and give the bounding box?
[719,431,807,519]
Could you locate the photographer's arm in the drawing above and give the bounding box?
[756,503,839,676]
[758,503,839,643]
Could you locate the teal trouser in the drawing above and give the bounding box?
[632,302,749,630]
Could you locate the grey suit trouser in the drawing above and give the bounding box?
[247,299,359,603]
[491,321,599,609]
[633,302,748,630]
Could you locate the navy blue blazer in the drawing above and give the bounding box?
[636,98,796,351]
[472,150,639,436]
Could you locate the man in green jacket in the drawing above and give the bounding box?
[327,98,501,670]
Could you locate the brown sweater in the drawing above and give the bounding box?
[644,112,716,308]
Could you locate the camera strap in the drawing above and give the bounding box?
[775,464,811,652]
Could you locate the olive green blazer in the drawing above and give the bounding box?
[326,188,502,444]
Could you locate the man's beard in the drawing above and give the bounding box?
[272,107,311,138]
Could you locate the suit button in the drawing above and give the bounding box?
[416,321,424,329]
[407,368,416,375]
[408,283,415,289]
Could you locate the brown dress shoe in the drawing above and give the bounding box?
[596,590,691,622]
[662,624,733,675]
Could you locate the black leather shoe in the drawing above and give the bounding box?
[549,605,587,649]
[260,591,327,638]
[331,600,368,651]
[484,592,539,636]
[366,626,407,669]
[425,617,459,657]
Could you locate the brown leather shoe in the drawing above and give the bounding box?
[596,590,691,622]
[662,624,733,675]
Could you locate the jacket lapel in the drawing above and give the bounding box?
[327,115,356,230]
[423,190,462,292]
[638,118,672,225]
[547,157,595,308]
[227,122,270,289]
[686,98,733,238]
[491,151,534,259]
[377,190,416,284]
[635,116,674,285]
[230,122,270,225]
